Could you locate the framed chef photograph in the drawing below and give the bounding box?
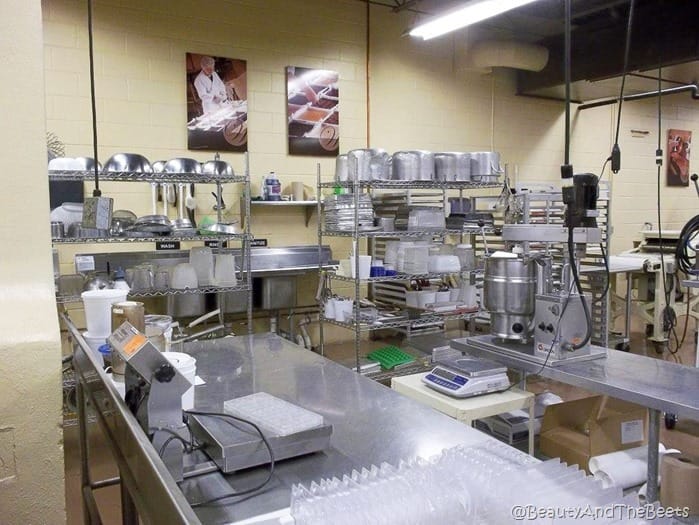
[186,53,248,152]
[286,66,339,157]
[667,129,691,186]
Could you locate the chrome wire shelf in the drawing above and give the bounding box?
[321,228,497,238]
[318,180,502,190]
[48,169,247,184]
[320,310,477,331]
[52,233,249,244]
[328,271,468,283]
[56,283,251,303]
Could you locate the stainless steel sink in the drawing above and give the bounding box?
[77,245,334,317]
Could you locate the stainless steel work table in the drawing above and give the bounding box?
[451,336,699,502]
[69,323,506,524]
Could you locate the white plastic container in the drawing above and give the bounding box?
[405,290,420,308]
[324,298,336,319]
[82,331,106,367]
[461,281,478,307]
[455,244,475,271]
[214,253,237,286]
[349,255,372,279]
[163,352,196,411]
[418,290,437,308]
[334,299,354,322]
[81,289,129,336]
[190,247,214,286]
[435,291,451,303]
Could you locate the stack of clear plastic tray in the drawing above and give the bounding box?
[291,439,651,525]
[223,392,324,437]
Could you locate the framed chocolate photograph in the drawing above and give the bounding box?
[286,66,339,157]
[186,53,248,152]
[667,129,691,186]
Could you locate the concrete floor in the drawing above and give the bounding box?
[63,318,699,523]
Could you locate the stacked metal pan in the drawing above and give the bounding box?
[323,194,375,231]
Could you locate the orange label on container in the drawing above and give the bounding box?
[123,334,147,356]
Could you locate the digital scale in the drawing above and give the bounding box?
[422,356,510,398]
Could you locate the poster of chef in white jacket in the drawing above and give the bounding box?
[186,53,248,152]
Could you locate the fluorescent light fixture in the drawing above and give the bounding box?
[410,0,541,40]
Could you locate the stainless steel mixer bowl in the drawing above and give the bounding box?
[201,160,234,176]
[73,157,102,171]
[164,157,202,174]
[103,153,153,173]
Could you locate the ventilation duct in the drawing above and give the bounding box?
[469,40,549,72]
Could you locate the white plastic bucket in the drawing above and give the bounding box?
[82,289,129,336]
[82,331,106,367]
[164,352,196,410]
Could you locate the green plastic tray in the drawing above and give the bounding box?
[366,346,415,370]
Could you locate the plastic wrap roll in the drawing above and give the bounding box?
[661,453,699,514]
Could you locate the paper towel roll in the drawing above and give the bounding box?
[292,181,305,201]
[589,444,678,489]
[661,453,699,514]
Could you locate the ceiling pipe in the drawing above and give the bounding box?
[579,83,699,110]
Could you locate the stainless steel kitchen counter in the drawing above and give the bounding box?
[68,316,509,525]
[451,336,699,420]
[451,334,699,503]
[180,333,494,523]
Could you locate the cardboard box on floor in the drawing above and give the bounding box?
[539,395,647,473]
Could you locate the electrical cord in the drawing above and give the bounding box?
[567,225,593,349]
[184,410,275,507]
[150,427,194,455]
[86,0,101,196]
[675,214,699,275]
[610,0,636,173]
[500,282,576,392]
[654,60,677,352]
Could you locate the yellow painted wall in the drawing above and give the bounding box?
[0,0,66,522]
[42,0,699,338]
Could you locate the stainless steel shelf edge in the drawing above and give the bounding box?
[250,200,318,206]
[451,336,699,419]
[48,169,246,184]
[321,311,477,331]
[322,228,496,238]
[328,271,477,283]
[52,233,249,244]
[319,180,502,190]
[56,283,252,303]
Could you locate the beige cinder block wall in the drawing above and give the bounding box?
[42,1,699,340]
[370,6,699,254]
[0,0,66,523]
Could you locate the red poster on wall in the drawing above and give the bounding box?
[666,129,691,186]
